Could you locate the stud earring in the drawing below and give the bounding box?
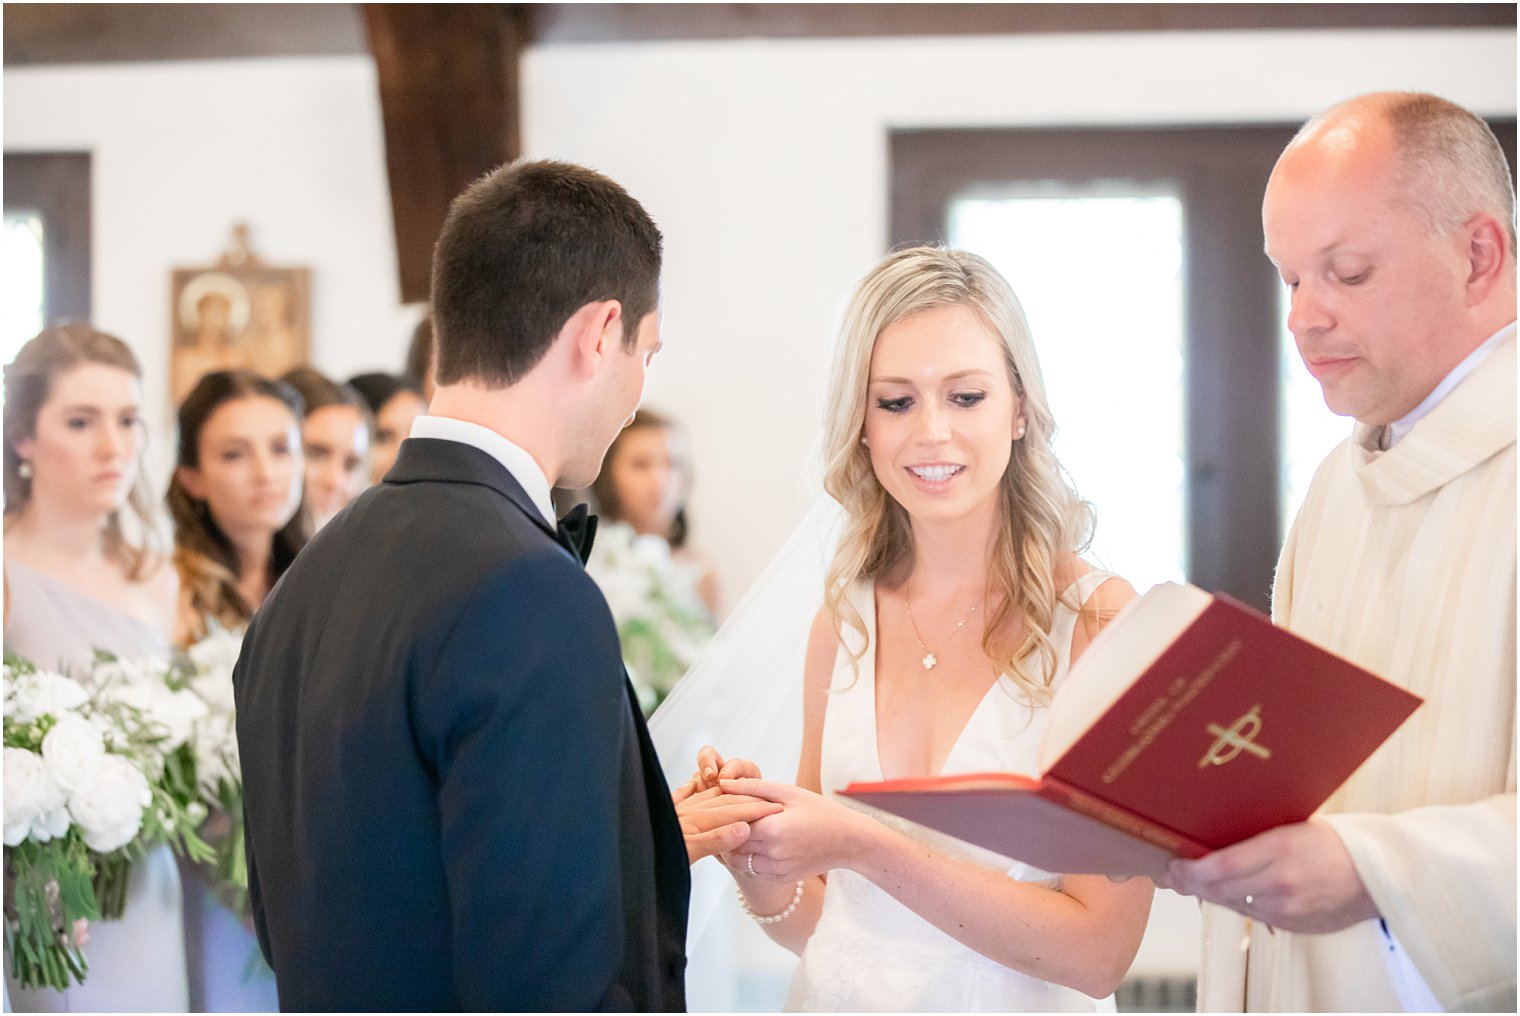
[17,460,33,479]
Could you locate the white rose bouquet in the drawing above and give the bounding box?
[3,648,216,990]
[178,625,248,913]
[585,522,717,715]
[4,654,143,989]
[86,652,216,917]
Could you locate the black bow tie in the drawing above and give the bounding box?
[557,503,598,565]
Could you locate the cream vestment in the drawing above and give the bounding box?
[1198,330,1517,1012]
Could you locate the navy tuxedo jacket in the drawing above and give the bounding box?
[234,437,690,1011]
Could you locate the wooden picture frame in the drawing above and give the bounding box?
[170,225,310,404]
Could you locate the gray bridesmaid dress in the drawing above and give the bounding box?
[4,559,190,1013]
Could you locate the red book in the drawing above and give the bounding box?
[841,582,1422,878]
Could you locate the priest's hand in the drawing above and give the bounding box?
[1161,818,1379,933]
[675,785,783,865]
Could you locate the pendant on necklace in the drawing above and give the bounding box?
[922,653,937,670]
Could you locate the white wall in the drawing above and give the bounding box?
[3,56,419,489]
[5,28,1514,601]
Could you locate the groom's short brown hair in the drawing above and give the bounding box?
[430,159,663,388]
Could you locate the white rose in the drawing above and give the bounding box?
[88,712,128,750]
[189,668,236,715]
[153,687,209,752]
[41,714,107,793]
[93,655,173,691]
[174,689,210,748]
[69,753,149,853]
[591,520,637,558]
[5,670,90,724]
[629,533,673,569]
[585,546,657,622]
[97,679,152,715]
[32,805,72,842]
[188,628,244,681]
[4,747,65,845]
[192,713,238,794]
[100,682,207,752]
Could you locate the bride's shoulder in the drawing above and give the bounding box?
[1058,557,1137,658]
[1054,555,1132,601]
[1052,553,1092,591]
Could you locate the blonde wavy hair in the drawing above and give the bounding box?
[821,247,1094,705]
[3,324,170,581]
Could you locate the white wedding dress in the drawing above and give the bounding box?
[784,572,1119,1013]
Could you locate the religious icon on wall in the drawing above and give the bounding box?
[170,223,311,403]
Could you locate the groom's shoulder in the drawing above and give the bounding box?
[261,474,588,646]
[334,467,549,559]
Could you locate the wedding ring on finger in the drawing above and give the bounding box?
[746,853,758,878]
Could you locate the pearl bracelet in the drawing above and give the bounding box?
[736,879,806,925]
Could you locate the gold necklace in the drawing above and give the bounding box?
[903,584,983,670]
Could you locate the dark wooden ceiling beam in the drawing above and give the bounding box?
[364,4,524,304]
[528,3,1516,44]
[6,4,1512,66]
[2,4,367,65]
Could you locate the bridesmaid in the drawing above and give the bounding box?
[280,367,371,530]
[590,408,721,617]
[168,369,311,645]
[3,324,188,1012]
[347,371,425,484]
[167,369,310,1011]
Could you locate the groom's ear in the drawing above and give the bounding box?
[561,299,625,381]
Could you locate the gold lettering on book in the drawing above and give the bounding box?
[1101,639,1244,785]
[1128,696,1170,737]
[1199,704,1270,768]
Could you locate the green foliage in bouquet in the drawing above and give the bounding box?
[585,522,717,716]
[3,648,219,988]
[3,834,98,991]
[618,602,715,715]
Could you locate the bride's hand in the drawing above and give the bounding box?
[721,778,878,881]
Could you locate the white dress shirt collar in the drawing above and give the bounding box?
[407,415,557,526]
[1384,321,1516,449]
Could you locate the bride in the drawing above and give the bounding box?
[674,247,1152,1011]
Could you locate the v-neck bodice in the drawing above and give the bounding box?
[824,571,1112,790]
[787,570,1118,1013]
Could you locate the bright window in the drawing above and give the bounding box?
[3,212,45,371]
[950,190,1187,592]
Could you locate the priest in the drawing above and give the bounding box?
[1167,92,1516,1012]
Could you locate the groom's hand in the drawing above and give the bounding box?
[675,785,783,865]
[685,745,762,795]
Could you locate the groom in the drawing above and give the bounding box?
[234,159,771,1011]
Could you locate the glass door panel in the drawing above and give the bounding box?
[950,190,1187,592]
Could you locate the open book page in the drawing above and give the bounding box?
[1037,582,1212,772]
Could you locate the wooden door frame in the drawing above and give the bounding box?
[890,121,1516,607]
